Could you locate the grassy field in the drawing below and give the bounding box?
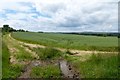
[11,32,118,51]
[2,32,119,79]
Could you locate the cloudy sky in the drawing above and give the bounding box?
[0,0,118,32]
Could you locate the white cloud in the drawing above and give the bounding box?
[0,0,119,32]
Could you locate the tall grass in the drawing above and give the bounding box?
[31,47,63,60]
[30,64,61,78]
[16,51,33,61]
[2,42,23,78]
[66,53,118,78]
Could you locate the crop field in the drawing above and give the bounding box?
[1,0,120,79]
[12,32,118,51]
[2,32,119,79]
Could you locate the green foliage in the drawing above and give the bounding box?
[3,64,23,78]
[17,29,26,32]
[11,32,118,51]
[16,51,33,60]
[2,25,16,34]
[89,53,103,64]
[1,25,27,35]
[2,42,23,78]
[32,47,62,60]
[30,64,61,78]
[2,42,10,78]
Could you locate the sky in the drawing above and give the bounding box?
[0,0,119,32]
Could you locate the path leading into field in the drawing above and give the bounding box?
[5,34,81,78]
[4,34,39,64]
[4,34,118,79]
[19,60,80,79]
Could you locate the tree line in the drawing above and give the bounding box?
[1,25,28,35]
[61,32,120,38]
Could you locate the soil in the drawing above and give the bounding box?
[59,60,80,79]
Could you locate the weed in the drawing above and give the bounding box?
[30,64,61,78]
[32,47,62,60]
[2,42,23,78]
[66,53,118,78]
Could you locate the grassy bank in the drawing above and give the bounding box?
[65,53,118,78]
[3,34,34,61]
[2,42,23,78]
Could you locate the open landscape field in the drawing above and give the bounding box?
[2,31,119,79]
[1,0,119,79]
[12,32,118,52]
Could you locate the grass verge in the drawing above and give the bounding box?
[65,53,118,78]
[2,42,23,78]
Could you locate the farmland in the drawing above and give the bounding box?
[2,32,119,79]
[12,32,118,51]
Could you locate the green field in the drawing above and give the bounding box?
[2,32,119,79]
[12,32,118,51]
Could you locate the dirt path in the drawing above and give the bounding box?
[3,34,39,65]
[59,60,80,79]
[19,60,80,79]
[9,33,118,56]
[19,60,41,78]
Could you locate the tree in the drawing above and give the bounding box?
[2,25,17,35]
[17,29,25,32]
